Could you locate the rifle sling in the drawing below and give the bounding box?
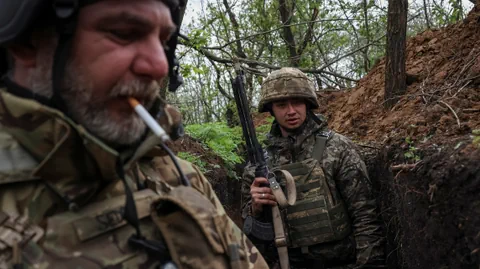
[269,170,296,269]
[272,205,290,269]
[269,170,296,208]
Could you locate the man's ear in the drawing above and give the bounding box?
[7,42,37,68]
[266,104,276,117]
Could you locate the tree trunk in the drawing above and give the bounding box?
[278,0,299,66]
[423,0,431,28]
[384,0,407,108]
[363,0,371,72]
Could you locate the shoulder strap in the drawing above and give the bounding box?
[312,130,331,163]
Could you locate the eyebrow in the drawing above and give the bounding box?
[98,12,152,28]
[96,11,177,34]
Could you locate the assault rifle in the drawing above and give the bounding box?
[230,68,275,242]
[232,66,296,269]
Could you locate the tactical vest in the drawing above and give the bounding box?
[276,132,351,248]
[0,134,257,269]
[0,164,254,269]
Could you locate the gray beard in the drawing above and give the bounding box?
[62,67,157,147]
[26,44,159,147]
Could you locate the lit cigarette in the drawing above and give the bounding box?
[128,97,170,142]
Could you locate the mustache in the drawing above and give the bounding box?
[109,80,160,101]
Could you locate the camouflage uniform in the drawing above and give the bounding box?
[0,0,270,268]
[241,68,384,268]
[0,88,268,268]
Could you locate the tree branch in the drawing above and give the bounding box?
[201,18,362,51]
[317,34,386,72]
[180,33,358,82]
[207,58,234,100]
[279,0,298,66]
[338,0,360,46]
[321,73,346,88]
[297,7,319,58]
[222,0,248,58]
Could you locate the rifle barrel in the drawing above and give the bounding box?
[231,76,256,163]
[231,71,269,180]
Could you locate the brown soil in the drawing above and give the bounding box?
[317,6,480,269]
[318,7,480,146]
[367,143,480,269]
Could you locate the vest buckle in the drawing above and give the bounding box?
[275,236,288,247]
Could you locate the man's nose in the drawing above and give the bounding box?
[286,103,296,114]
[132,37,169,81]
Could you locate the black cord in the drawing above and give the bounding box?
[116,160,142,237]
[133,164,146,190]
[158,143,191,187]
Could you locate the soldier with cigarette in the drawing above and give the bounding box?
[0,0,268,268]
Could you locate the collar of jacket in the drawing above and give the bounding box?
[0,88,162,206]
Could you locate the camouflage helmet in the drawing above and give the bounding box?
[258,67,319,112]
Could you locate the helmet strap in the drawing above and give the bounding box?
[166,0,185,92]
[308,110,323,125]
[51,1,79,115]
[2,75,51,106]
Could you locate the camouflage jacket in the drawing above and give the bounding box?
[0,88,268,269]
[242,115,385,268]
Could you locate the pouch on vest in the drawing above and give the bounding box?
[276,158,351,248]
[25,189,160,268]
[151,185,250,269]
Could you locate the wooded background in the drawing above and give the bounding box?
[168,0,474,124]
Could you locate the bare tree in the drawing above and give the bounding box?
[385,0,408,108]
[363,0,371,72]
[278,0,299,66]
[423,0,431,28]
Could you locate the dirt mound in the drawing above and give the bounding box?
[169,135,233,189]
[319,7,480,146]
[317,7,480,269]
[367,142,480,269]
[393,144,480,268]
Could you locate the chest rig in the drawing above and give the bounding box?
[276,131,351,248]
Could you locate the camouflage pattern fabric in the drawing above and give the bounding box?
[0,88,268,269]
[258,68,319,113]
[277,157,352,248]
[242,115,385,268]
